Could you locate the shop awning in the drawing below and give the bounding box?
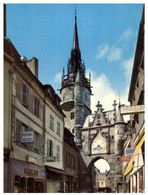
[45,166,65,175]
[123,134,145,176]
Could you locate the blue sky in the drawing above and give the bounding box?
[6,3,143,112]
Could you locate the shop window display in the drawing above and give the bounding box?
[14,175,45,193]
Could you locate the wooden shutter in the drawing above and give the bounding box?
[39,134,42,154]
[21,82,28,106]
[57,145,60,161]
[16,119,21,142]
[47,139,50,157]
[50,140,53,157]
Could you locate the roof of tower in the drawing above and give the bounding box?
[75,69,81,83]
[116,104,124,123]
[73,8,79,50]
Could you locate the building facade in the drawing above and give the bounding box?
[63,127,79,192]
[122,6,145,193]
[4,37,65,193]
[43,84,65,193]
[4,38,46,192]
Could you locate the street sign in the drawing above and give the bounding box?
[121,105,144,115]
[121,156,131,162]
[125,148,135,155]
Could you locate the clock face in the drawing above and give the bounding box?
[92,140,105,153]
[91,132,107,154]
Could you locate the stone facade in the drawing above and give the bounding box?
[4,37,65,193]
[60,11,126,192]
[60,12,91,146]
[122,6,144,193]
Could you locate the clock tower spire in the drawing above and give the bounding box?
[60,9,92,145]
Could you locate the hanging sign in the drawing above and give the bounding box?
[121,156,131,162]
[125,148,135,155]
[121,105,144,115]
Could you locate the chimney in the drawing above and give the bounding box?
[26,57,38,78]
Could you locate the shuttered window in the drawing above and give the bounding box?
[16,120,21,142]
[33,132,42,154]
[57,122,60,136]
[47,139,54,157]
[15,119,42,154]
[34,96,39,117]
[56,145,60,161]
[50,115,54,130]
[21,82,29,107]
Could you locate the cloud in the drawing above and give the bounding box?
[96,44,109,59]
[89,70,130,122]
[117,29,133,44]
[54,72,61,83]
[107,46,123,62]
[96,29,133,62]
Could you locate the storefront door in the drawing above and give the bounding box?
[14,175,45,193]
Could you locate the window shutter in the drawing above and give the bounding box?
[50,140,53,157]
[33,132,37,150]
[39,134,42,154]
[16,119,21,142]
[21,82,28,106]
[57,145,60,161]
[47,139,50,157]
[39,102,42,120]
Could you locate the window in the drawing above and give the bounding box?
[34,132,42,153]
[21,82,28,107]
[112,136,114,140]
[57,122,60,136]
[15,119,42,154]
[71,154,76,169]
[47,139,54,157]
[34,96,39,117]
[50,115,54,130]
[56,145,60,161]
[71,112,74,120]
[66,152,70,166]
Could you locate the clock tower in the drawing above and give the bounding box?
[60,10,92,146]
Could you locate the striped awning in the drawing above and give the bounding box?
[123,134,145,176]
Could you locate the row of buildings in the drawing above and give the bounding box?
[121,5,145,193]
[4,35,80,192]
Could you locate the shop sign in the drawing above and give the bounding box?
[26,155,37,164]
[45,156,56,162]
[121,105,144,115]
[125,148,135,155]
[24,168,38,175]
[121,156,131,162]
[22,132,34,143]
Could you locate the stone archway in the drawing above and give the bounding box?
[77,151,117,192]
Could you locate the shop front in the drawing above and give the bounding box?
[45,166,65,193]
[64,174,78,192]
[10,158,46,193]
[123,134,145,193]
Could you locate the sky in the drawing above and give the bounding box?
[2,2,144,173]
[5,3,144,114]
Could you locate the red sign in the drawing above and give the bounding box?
[121,156,131,162]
